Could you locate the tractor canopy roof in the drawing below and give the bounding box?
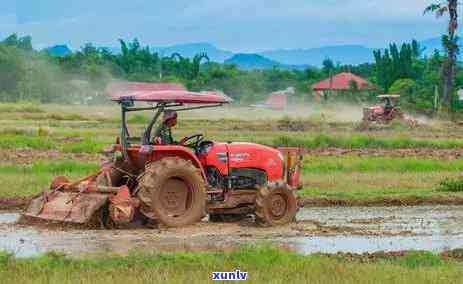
[377,94,400,99]
[112,90,232,104]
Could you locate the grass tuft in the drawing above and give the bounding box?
[0,246,460,283]
[0,103,44,113]
[437,176,463,192]
[395,252,443,269]
[272,134,463,149]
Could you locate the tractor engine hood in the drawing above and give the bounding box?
[198,142,284,181]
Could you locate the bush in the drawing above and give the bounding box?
[396,252,442,269]
[437,176,463,192]
[0,251,13,267]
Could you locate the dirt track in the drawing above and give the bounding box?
[3,147,463,165]
[0,197,31,210]
[0,149,101,164]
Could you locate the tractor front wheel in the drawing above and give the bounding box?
[255,182,298,226]
[137,158,206,227]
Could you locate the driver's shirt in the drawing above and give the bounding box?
[154,124,174,145]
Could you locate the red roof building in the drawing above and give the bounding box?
[312,72,374,92]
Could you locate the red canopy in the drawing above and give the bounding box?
[112,90,232,104]
[106,81,187,98]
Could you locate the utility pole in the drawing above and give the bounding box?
[159,51,163,81]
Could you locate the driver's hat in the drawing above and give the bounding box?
[163,110,178,122]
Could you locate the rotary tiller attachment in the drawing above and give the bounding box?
[23,170,139,225]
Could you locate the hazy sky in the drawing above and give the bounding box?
[0,0,452,51]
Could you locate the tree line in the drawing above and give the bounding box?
[0,33,462,114]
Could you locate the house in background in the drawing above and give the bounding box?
[265,87,295,110]
[311,72,374,99]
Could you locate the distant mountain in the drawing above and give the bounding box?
[151,43,233,63]
[43,37,451,68]
[45,45,72,57]
[224,53,282,70]
[224,53,310,70]
[259,45,376,66]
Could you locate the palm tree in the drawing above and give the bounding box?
[424,1,459,110]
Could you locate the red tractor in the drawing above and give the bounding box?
[363,95,404,123]
[24,90,303,227]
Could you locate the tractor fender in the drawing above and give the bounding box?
[149,145,207,180]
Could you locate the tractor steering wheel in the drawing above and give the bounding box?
[180,134,204,149]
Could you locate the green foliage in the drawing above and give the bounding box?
[437,176,463,192]
[373,40,422,93]
[0,32,462,114]
[0,103,44,113]
[0,246,461,284]
[395,252,443,269]
[303,156,463,173]
[390,79,417,95]
[271,133,463,149]
[127,114,146,124]
[0,161,99,176]
[0,251,13,268]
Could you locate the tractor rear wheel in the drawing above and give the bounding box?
[255,182,298,226]
[137,158,206,227]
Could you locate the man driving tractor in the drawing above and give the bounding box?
[154,110,177,145]
[382,96,393,115]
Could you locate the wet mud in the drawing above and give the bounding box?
[1,205,463,257]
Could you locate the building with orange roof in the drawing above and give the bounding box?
[311,72,374,98]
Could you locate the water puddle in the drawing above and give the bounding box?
[0,206,462,257]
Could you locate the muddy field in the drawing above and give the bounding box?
[1,205,463,257]
[2,104,463,263]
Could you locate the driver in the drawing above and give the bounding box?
[154,110,177,145]
[383,98,393,114]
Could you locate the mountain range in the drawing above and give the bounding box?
[46,37,446,70]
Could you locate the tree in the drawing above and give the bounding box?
[191,53,209,79]
[424,1,459,110]
[322,58,335,76]
[373,40,421,92]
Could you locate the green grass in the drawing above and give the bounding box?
[0,246,461,284]
[437,176,463,192]
[299,171,461,201]
[272,133,463,149]
[297,156,463,201]
[0,161,99,197]
[2,104,463,203]
[60,140,109,154]
[302,156,463,173]
[0,103,44,113]
[0,134,57,150]
[0,134,111,153]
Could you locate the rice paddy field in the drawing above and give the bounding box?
[2,102,463,283]
[1,102,463,204]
